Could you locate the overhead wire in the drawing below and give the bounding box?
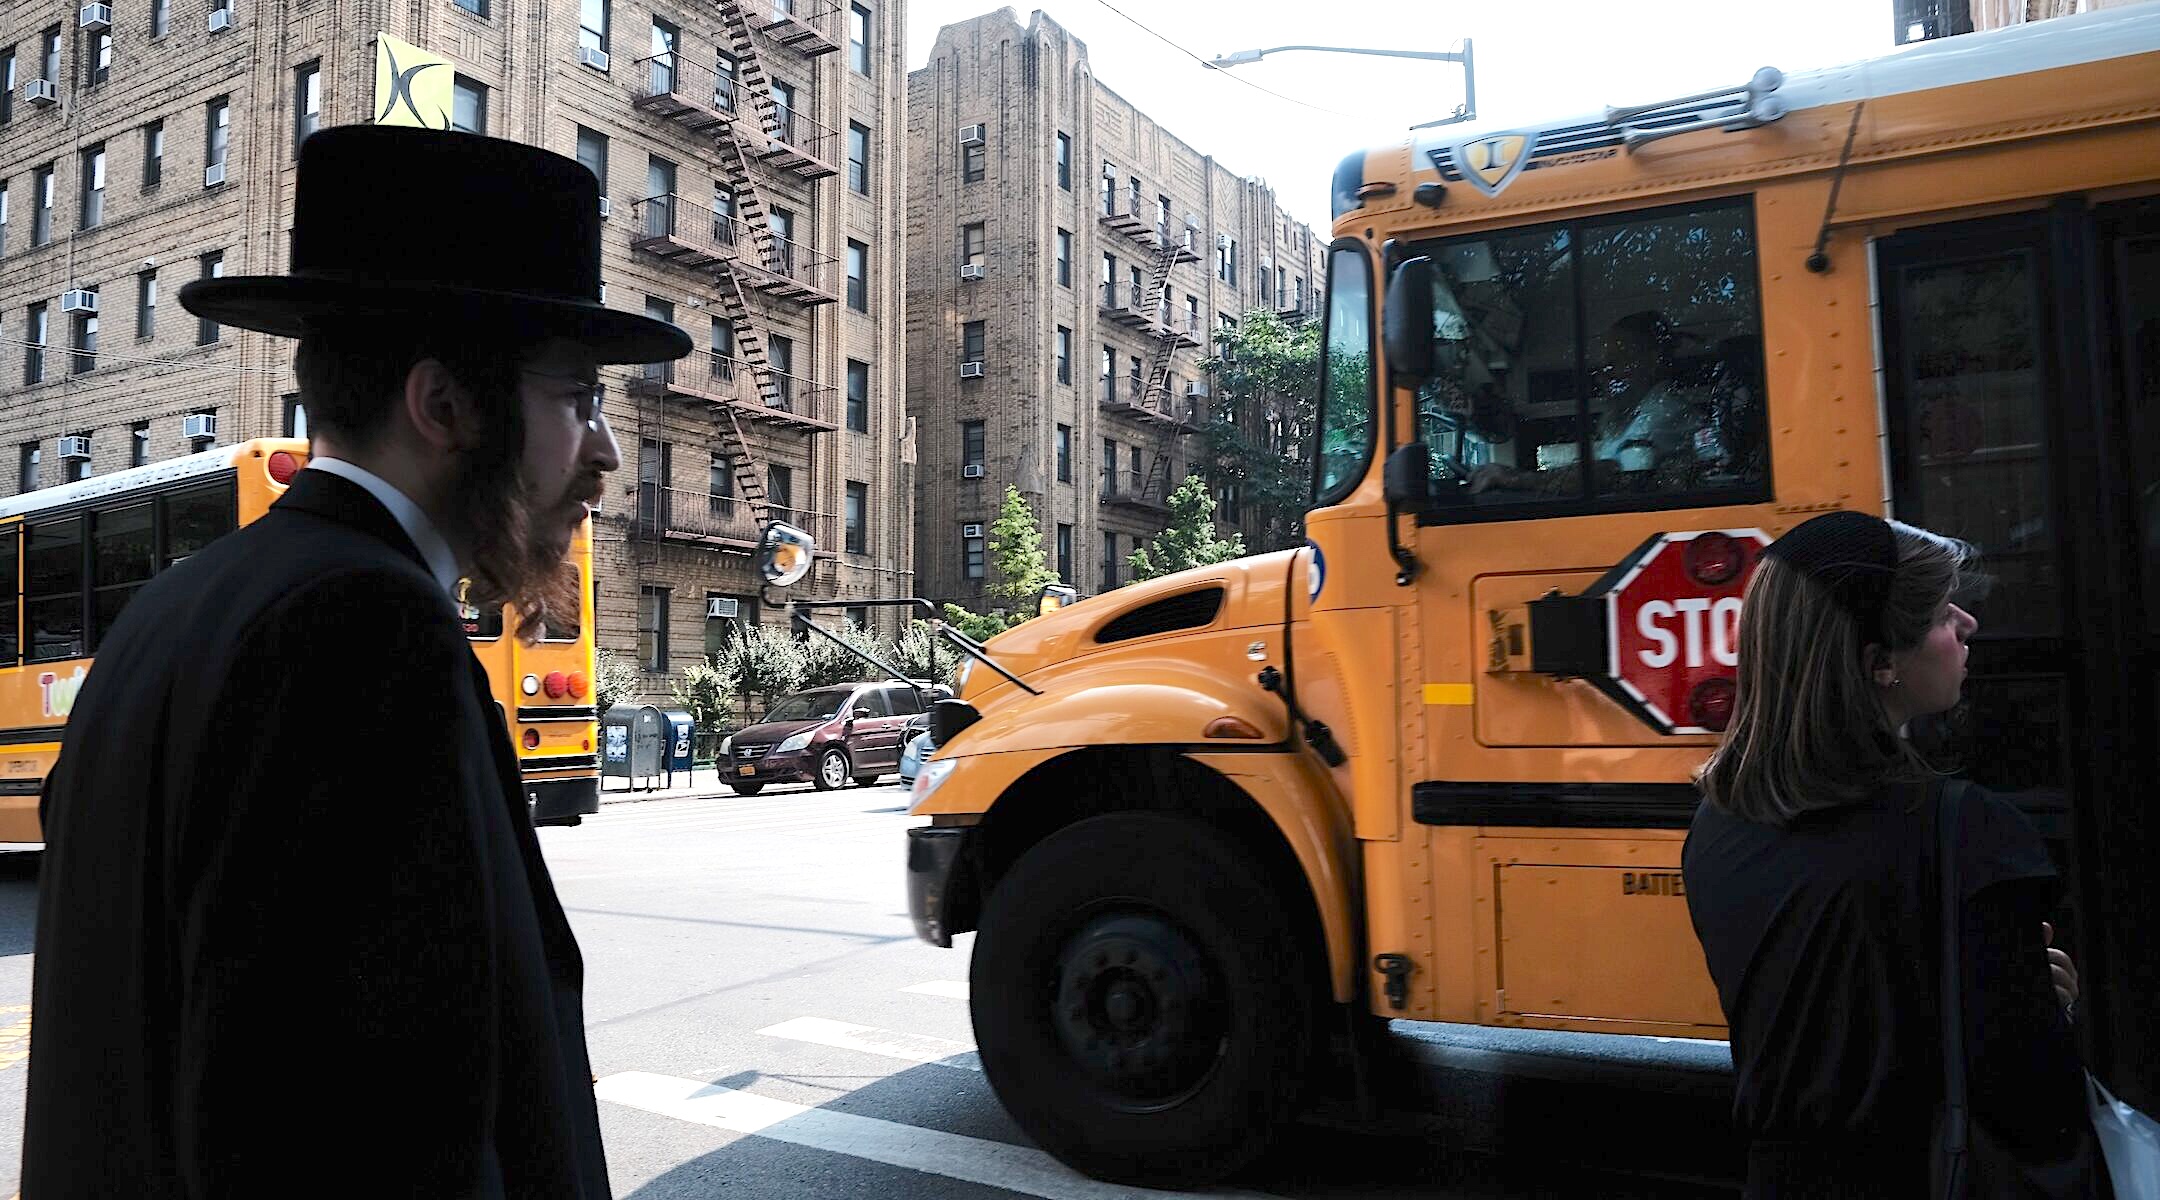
[1079,0,1363,121]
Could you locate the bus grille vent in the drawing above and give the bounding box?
[1093,588,1224,644]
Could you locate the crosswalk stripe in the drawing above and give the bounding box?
[758,1016,980,1071]
[902,980,970,1000]
[596,1072,1286,1200]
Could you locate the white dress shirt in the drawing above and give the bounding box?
[302,457,464,599]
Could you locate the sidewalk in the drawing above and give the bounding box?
[596,767,825,806]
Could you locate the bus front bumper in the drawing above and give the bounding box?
[528,776,600,827]
[906,825,970,947]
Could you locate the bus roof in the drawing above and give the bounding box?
[0,441,268,522]
[1396,4,2160,197]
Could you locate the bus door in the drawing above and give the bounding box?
[1875,196,2159,1111]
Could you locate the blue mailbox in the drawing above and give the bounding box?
[662,709,696,786]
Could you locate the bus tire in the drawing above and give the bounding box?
[970,811,1318,1188]
[727,783,764,796]
[814,748,850,791]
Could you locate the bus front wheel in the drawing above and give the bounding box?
[969,811,1318,1188]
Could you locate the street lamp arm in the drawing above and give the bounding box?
[1209,44,1468,68]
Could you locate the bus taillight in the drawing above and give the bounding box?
[522,728,541,750]
[267,451,301,484]
[543,671,568,699]
[567,671,589,699]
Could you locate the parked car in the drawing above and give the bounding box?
[719,680,949,795]
[897,715,936,789]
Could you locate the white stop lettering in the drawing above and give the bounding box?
[1637,596,1747,669]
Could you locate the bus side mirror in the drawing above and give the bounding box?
[1383,257,1436,386]
[1384,443,1431,506]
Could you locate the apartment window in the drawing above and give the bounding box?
[1055,229,1071,287]
[845,481,867,553]
[197,252,223,344]
[88,29,112,87]
[1055,326,1071,385]
[0,184,7,253]
[1101,531,1118,590]
[65,434,91,482]
[1100,437,1117,494]
[963,527,985,580]
[80,144,106,229]
[646,157,676,234]
[295,61,322,149]
[708,452,732,511]
[637,586,669,671]
[769,333,794,406]
[1130,444,1144,496]
[649,18,681,93]
[1217,238,1231,283]
[848,4,871,75]
[710,315,734,374]
[847,122,869,194]
[579,0,609,54]
[71,290,99,375]
[131,422,149,467]
[1294,276,1305,310]
[703,591,754,660]
[962,320,985,366]
[25,302,48,383]
[713,51,738,111]
[1276,265,1287,309]
[1129,355,1142,401]
[846,240,868,311]
[766,463,793,525]
[205,97,230,180]
[142,119,163,188]
[1056,424,1072,483]
[962,420,985,473]
[845,359,868,432]
[1055,132,1070,190]
[575,125,608,190]
[455,0,489,16]
[1188,294,1200,332]
[1,49,12,127]
[960,222,986,268]
[39,28,59,86]
[451,76,487,134]
[152,0,169,37]
[33,164,54,246]
[962,135,985,184]
[771,79,796,143]
[283,394,308,438]
[18,444,38,493]
[135,269,155,339]
[1057,524,1074,585]
[1100,163,1115,215]
[1100,346,1115,400]
[845,606,870,631]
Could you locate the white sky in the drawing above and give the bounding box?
[905,0,1896,232]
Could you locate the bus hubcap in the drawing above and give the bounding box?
[1051,913,1219,1105]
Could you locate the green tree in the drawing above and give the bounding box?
[670,658,734,737]
[986,485,1057,603]
[1127,474,1247,582]
[716,624,806,717]
[593,646,642,715]
[888,621,960,687]
[1201,309,1323,553]
[797,620,888,690]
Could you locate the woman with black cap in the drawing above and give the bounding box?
[1682,511,2106,1198]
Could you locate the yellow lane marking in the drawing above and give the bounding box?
[1423,683,1474,706]
[0,1004,31,1073]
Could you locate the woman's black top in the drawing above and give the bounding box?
[1683,783,2089,1198]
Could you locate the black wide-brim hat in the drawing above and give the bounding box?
[178,125,691,364]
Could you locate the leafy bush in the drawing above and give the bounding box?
[888,621,960,688]
[670,658,734,735]
[798,621,890,690]
[717,624,806,715]
[593,646,642,715]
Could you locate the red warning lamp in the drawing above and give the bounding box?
[543,671,568,700]
[267,451,301,485]
[1684,532,1745,587]
[567,671,589,699]
[522,728,542,750]
[1688,677,1738,732]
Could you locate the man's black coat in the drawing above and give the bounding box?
[24,469,610,1198]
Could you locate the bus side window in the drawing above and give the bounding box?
[0,529,18,666]
[541,564,581,642]
[160,481,236,569]
[459,578,507,641]
[26,518,86,663]
[91,504,154,651]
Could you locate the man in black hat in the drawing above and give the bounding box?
[24,126,689,1198]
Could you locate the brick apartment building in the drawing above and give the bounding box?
[905,8,1322,608]
[0,0,911,701]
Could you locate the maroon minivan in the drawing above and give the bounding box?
[719,681,943,795]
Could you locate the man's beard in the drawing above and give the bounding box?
[448,440,584,643]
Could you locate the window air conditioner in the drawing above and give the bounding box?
[208,7,232,32]
[1217,233,1230,249]
[60,289,100,314]
[1184,382,1207,398]
[24,79,58,106]
[183,413,218,440]
[962,524,984,538]
[578,46,611,71]
[958,124,985,146]
[707,596,739,619]
[958,263,985,280]
[204,162,227,187]
[959,361,986,378]
[962,464,985,479]
[597,196,612,218]
[80,4,113,31]
[58,436,92,461]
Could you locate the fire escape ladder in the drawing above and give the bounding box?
[1142,237,1184,413]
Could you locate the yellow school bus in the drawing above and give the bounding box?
[0,439,601,842]
[897,8,2160,1186]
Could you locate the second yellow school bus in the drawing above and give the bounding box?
[0,439,601,842]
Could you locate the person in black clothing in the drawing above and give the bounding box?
[24,127,690,1197]
[1683,511,2099,1198]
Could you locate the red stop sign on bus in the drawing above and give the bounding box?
[1600,529,1770,735]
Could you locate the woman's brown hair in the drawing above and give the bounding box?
[1696,520,1976,826]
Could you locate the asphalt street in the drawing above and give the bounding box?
[0,784,1743,1196]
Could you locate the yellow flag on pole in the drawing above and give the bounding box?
[373,33,453,129]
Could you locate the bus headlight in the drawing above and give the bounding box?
[758,521,816,587]
[912,758,958,803]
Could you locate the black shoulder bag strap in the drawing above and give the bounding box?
[1937,777,1971,1200]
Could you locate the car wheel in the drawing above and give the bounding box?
[727,783,764,796]
[815,747,850,791]
[969,812,1320,1188]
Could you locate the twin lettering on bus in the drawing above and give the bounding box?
[38,668,87,719]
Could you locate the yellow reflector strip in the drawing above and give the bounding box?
[1423,683,1474,706]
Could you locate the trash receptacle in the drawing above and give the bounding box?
[662,710,695,787]
[602,704,667,791]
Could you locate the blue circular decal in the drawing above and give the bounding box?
[1305,539,1326,602]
